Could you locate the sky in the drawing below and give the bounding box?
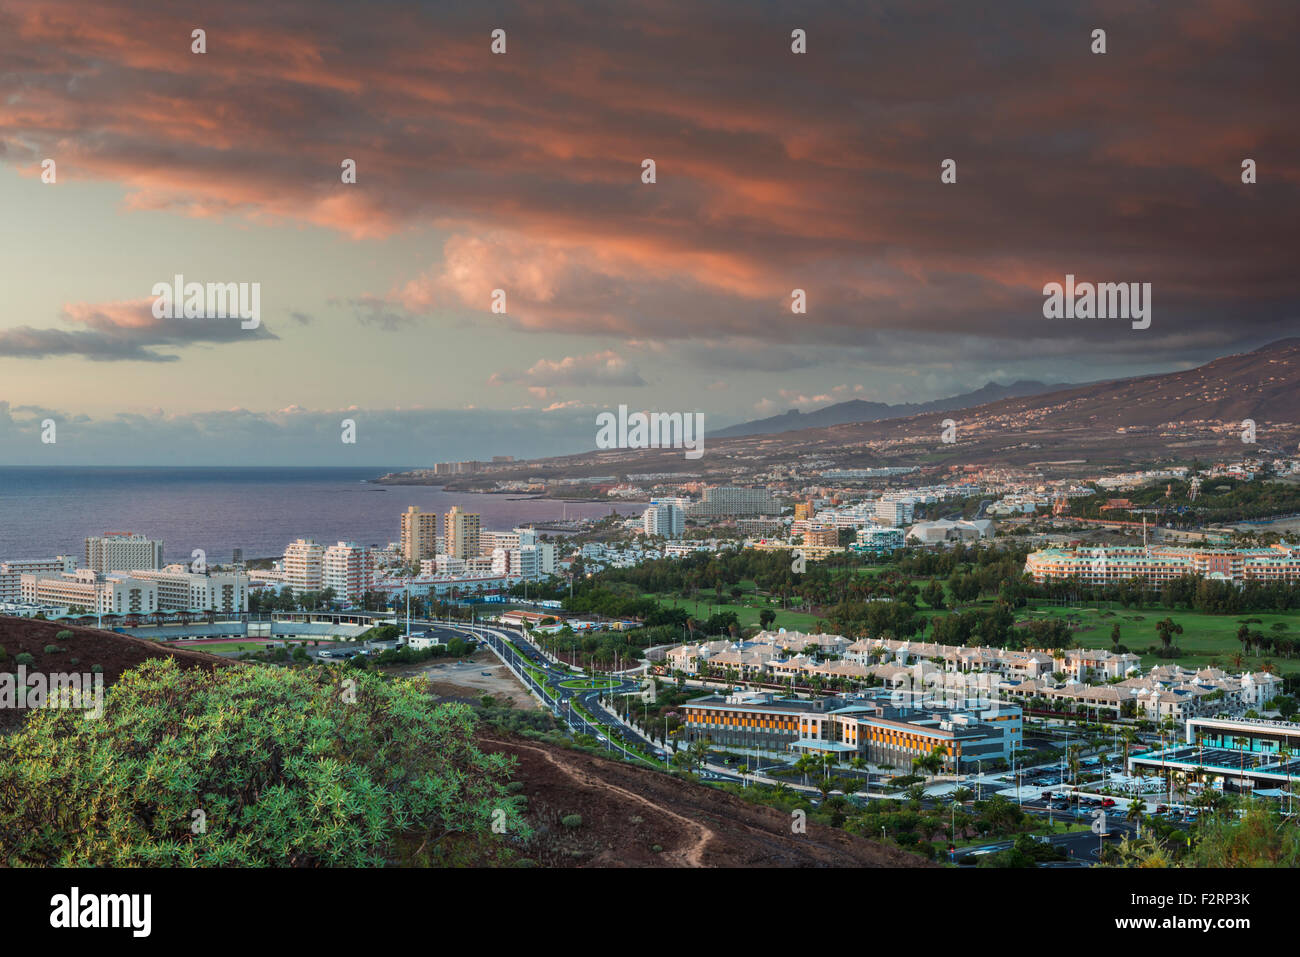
[0,0,1297,465]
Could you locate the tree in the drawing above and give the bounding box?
[759,609,776,630]
[1155,617,1183,652]
[0,658,523,865]
[688,736,711,775]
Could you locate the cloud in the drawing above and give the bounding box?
[0,298,275,361]
[489,350,646,388]
[0,0,1295,368]
[0,400,611,465]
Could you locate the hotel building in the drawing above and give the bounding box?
[21,569,158,615]
[1128,716,1300,794]
[680,689,1021,770]
[0,556,77,602]
[687,486,774,518]
[129,569,250,613]
[84,532,164,573]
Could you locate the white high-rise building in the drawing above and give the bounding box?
[85,533,164,573]
[643,502,685,538]
[282,539,325,595]
[490,542,556,580]
[322,542,374,603]
[399,506,439,562]
[874,498,915,527]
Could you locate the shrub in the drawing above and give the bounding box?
[0,646,6,662]
[562,814,583,829]
[69,659,79,667]
[15,653,35,667]
[44,645,64,655]
[90,664,103,674]
[0,658,525,866]
[55,630,74,641]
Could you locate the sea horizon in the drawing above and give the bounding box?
[0,466,641,562]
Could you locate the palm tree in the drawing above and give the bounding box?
[1126,800,1145,839]
[688,736,711,775]
[793,754,817,786]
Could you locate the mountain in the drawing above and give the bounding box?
[400,338,1300,486]
[712,380,1076,438]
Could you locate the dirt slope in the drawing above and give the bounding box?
[0,616,230,730]
[479,733,933,868]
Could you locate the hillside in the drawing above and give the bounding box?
[478,732,932,867]
[0,617,230,730]
[712,379,1075,438]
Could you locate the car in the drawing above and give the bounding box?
[480,671,492,677]
[1156,804,1168,814]
[1101,798,1116,808]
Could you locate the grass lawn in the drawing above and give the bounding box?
[173,641,263,653]
[644,592,823,632]
[1020,604,1300,675]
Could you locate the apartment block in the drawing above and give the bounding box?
[642,502,685,538]
[282,538,325,594]
[445,506,482,560]
[399,506,439,563]
[322,541,375,603]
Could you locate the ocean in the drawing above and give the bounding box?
[0,467,643,563]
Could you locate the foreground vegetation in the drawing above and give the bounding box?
[0,658,524,866]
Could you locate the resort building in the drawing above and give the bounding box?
[1024,544,1300,585]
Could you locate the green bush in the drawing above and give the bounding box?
[562,814,583,829]
[55,630,74,641]
[90,664,103,674]
[0,657,526,866]
[0,646,6,662]
[43,644,64,655]
[14,653,35,667]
